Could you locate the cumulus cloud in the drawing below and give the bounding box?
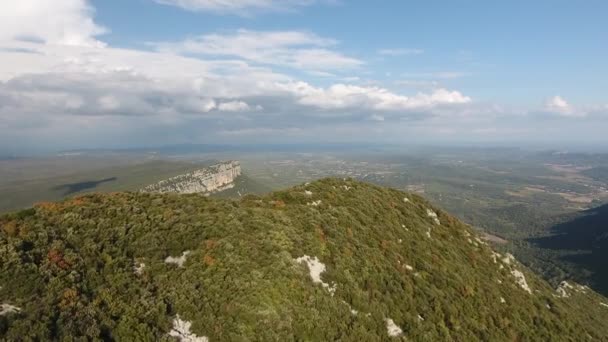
[0,0,106,47]
[0,0,479,152]
[153,0,323,14]
[218,100,259,112]
[0,69,274,119]
[278,82,471,111]
[543,95,585,117]
[153,29,362,71]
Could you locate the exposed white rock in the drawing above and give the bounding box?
[556,281,588,298]
[142,161,241,194]
[307,200,322,207]
[403,197,410,203]
[169,315,208,342]
[511,269,532,294]
[556,281,574,298]
[342,185,351,191]
[165,251,191,268]
[385,318,403,337]
[0,304,21,316]
[475,237,486,245]
[134,262,146,275]
[600,302,608,308]
[490,251,501,264]
[426,229,432,238]
[426,209,440,225]
[295,255,336,296]
[500,297,506,304]
[405,265,414,271]
[502,253,516,265]
[304,190,313,196]
[417,314,425,322]
[341,301,359,315]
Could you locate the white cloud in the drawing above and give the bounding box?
[0,0,106,47]
[153,0,322,14]
[279,82,471,111]
[180,97,218,113]
[0,0,481,152]
[544,95,585,117]
[97,95,121,111]
[378,48,424,56]
[153,29,362,71]
[218,100,257,112]
[546,96,569,111]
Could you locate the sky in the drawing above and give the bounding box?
[0,0,606,153]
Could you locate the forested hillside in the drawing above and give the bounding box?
[531,203,608,296]
[1,178,607,341]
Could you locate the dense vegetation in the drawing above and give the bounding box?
[1,178,608,341]
[529,203,608,296]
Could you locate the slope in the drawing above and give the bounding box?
[530,203,608,296]
[1,178,607,341]
[210,174,273,199]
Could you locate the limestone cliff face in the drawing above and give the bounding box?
[141,161,241,194]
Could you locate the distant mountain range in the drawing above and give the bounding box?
[1,179,607,340]
[58,143,396,155]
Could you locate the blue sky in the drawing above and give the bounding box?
[0,0,606,153]
[91,0,608,104]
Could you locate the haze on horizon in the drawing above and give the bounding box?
[0,0,607,154]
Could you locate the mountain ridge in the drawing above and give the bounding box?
[1,178,607,340]
[140,161,241,195]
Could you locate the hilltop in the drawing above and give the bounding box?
[1,178,607,341]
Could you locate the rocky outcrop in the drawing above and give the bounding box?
[141,161,241,194]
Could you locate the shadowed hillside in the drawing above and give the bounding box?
[52,177,118,195]
[530,203,608,296]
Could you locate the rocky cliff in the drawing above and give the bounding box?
[141,161,241,194]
